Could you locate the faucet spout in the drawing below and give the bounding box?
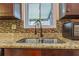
[35,24,37,35]
[34,20,43,38]
[40,22,43,37]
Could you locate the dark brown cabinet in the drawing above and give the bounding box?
[4,48,79,56]
[41,49,73,56]
[0,3,13,16]
[0,3,21,20]
[4,48,41,56]
[66,3,79,15]
[59,3,79,19]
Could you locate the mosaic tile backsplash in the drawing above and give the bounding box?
[0,19,62,33]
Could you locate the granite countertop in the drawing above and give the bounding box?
[0,33,79,49]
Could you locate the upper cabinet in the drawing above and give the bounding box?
[66,4,79,15]
[0,3,21,20]
[59,3,79,19]
[0,3,13,16]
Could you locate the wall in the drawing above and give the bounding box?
[0,19,62,33]
[0,19,63,41]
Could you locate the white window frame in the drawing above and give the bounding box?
[22,3,58,28]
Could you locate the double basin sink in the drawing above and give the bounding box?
[16,38,65,44]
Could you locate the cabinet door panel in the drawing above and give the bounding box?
[42,49,73,56]
[66,3,79,15]
[60,3,79,19]
[0,3,13,16]
[4,49,41,56]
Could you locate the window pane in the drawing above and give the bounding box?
[41,3,51,19]
[28,3,39,20]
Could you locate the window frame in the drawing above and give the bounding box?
[22,3,57,28]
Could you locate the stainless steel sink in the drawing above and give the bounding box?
[16,38,65,44]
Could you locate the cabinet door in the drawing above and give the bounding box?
[0,3,13,16]
[42,49,73,56]
[73,50,79,56]
[4,48,41,56]
[59,3,79,19]
[66,3,79,15]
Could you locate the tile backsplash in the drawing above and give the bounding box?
[0,19,62,33]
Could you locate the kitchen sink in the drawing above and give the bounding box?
[16,38,65,44]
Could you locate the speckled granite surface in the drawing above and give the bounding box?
[0,20,58,33]
[0,19,78,49]
[0,33,79,49]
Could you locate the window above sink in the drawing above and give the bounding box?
[21,3,59,28]
[28,3,52,26]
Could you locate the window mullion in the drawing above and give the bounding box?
[39,3,41,20]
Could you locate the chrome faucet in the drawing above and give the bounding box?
[34,20,43,38]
